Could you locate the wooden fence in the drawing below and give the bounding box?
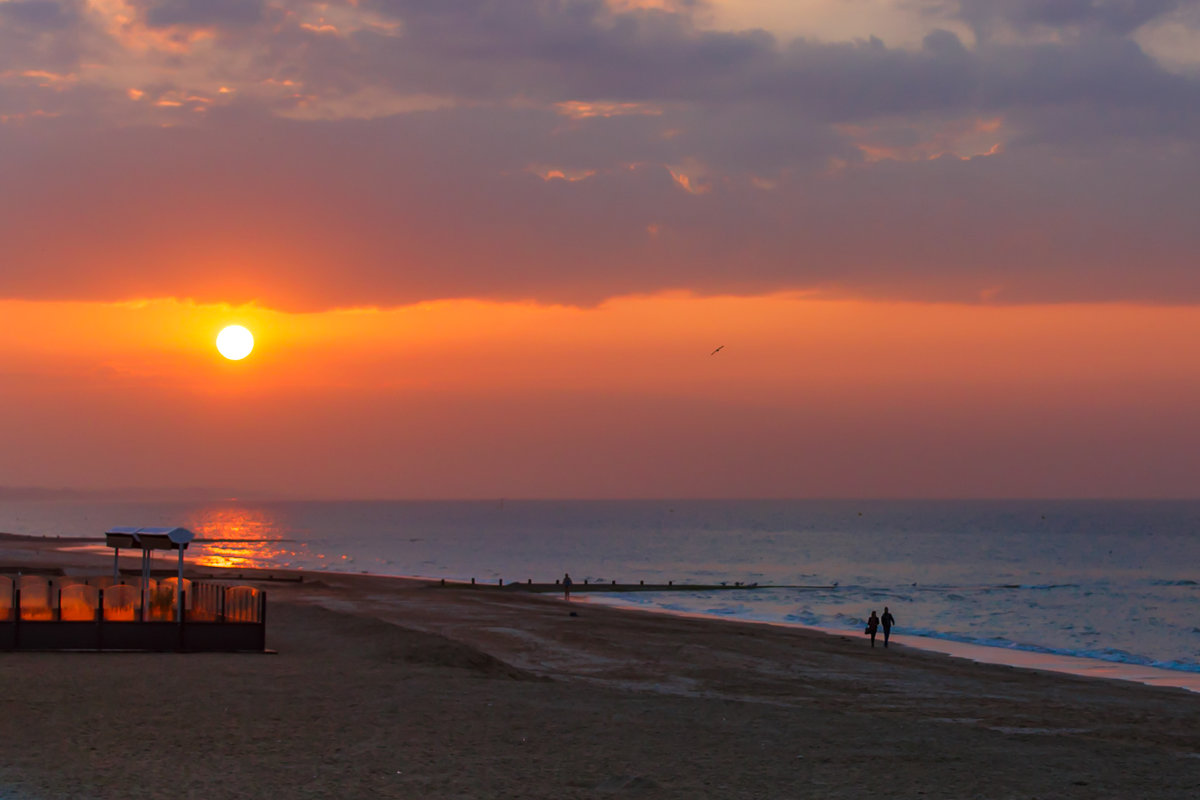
[0,575,266,652]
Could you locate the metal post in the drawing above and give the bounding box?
[141,550,150,620]
[113,547,120,583]
[258,590,267,651]
[176,546,184,623]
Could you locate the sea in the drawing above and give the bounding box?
[2,498,1198,688]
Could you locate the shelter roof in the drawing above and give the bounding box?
[104,527,195,550]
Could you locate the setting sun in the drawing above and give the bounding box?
[216,325,255,360]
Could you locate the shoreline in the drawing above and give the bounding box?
[5,531,1197,695]
[2,535,1199,797]
[586,595,1200,694]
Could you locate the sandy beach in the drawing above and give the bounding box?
[2,536,1199,799]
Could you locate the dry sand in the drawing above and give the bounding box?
[2,537,1199,799]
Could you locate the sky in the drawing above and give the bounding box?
[2,0,1199,499]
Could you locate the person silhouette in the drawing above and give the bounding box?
[881,607,896,647]
[562,572,573,601]
[866,610,879,647]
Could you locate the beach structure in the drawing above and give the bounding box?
[0,527,266,652]
[105,526,193,621]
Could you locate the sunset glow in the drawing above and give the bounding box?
[3,291,1200,498]
[2,0,1198,499]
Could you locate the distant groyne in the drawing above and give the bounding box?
[434,578,836,593]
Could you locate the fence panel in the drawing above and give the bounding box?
[60,584,99,621]
[0,576,11,621]
[103,584,139,621]
[146,585,178,621]
[188,583,222,621]
[225,586,262,623]
[159,578,193,607]
[19,576,53,621]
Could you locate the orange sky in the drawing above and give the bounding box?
[3,294,1197,498]
[4,1,1199,498]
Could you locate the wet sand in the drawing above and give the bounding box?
[2,537,1199,798]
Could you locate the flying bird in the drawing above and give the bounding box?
[710,345,724,355]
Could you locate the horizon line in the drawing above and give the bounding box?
[3,487,1200,503]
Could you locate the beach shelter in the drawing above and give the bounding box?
[104,527,195,621]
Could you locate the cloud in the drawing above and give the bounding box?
[955,0,1183,38]
[134,0,268,29]
[0,1,88,76]
[0,0,73,28]
[0,0,1198,309]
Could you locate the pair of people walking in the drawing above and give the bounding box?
[865,607,896,647]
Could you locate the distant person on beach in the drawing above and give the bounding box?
[865,610,879,647]
[563,573,573,601]
[881,607,896,647]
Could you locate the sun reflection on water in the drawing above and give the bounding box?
[184,506,305,569]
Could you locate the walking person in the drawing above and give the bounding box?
[865,610,880,647]
[881,606,896,648]
[562,572,573,601]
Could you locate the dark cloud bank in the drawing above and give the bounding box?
[1,0,1198,309]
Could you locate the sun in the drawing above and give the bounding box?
[216,325,255,361]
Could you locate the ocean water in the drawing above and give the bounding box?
[2,498,1198,678]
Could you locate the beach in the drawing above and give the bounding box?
[2,537,1199,799]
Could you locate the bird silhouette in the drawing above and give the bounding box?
[710,345,724,355]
